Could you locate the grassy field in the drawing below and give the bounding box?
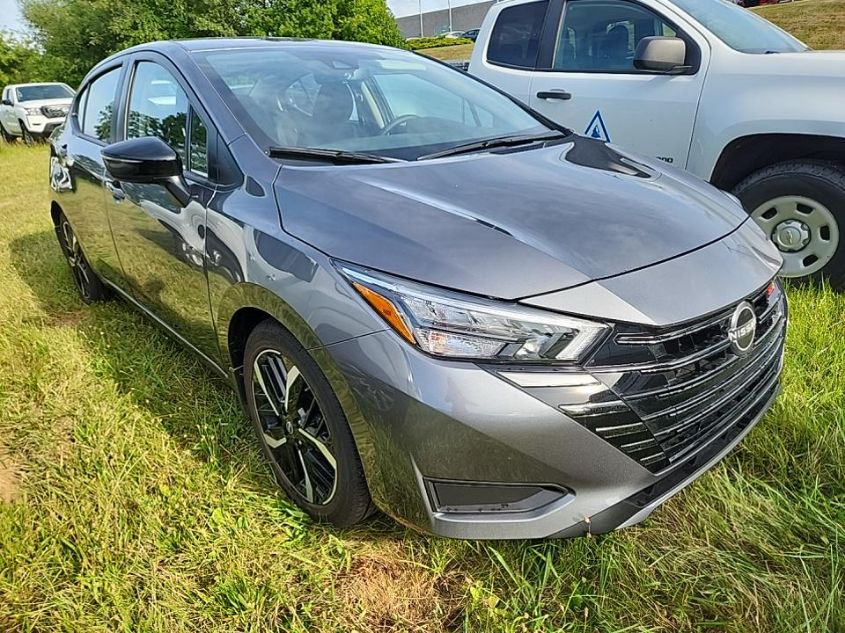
[1,109,845,633]
[419,0,845,60]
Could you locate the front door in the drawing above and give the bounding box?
[105,58,220,362]
[530,0,708,169]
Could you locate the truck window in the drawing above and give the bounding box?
[487,1,549,69]
[668,0,806,54]
[554,0,677,73]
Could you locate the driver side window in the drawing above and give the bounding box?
[554,0,677,72]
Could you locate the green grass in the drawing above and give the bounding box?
[0,139,844,630]
[419,0,845,61]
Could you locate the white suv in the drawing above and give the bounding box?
[469,0,845,289]
[0,83,75,144]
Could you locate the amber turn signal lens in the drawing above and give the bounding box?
[352,282,416,344]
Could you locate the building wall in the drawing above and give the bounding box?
[396,1,496,38]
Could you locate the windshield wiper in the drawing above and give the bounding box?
[268,146,402,164]
[417,131,570,161]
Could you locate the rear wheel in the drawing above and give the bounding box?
[0,122,14,143]
[735,160,845,291]
[243,320,372,528]
[56,212,110,303]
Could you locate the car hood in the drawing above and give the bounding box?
[274,136,749,300]
[17,98,72,109]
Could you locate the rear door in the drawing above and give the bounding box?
[529,0,709,169]
[58,64,129,291]
[471,0,550,105]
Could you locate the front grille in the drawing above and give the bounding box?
[41,105,68,118]
[566,282,787,473]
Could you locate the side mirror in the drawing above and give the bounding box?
[634,37,689,74]
[1,99,12,106]
[102,136,192,207]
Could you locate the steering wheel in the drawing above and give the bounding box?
[380,114,421,136]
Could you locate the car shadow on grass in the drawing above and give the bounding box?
[9,229,410,540]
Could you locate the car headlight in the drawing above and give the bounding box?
[24,107,41,117]
[339,264,609,362]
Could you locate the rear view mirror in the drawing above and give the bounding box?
[634,37,689,74]
[102,136,191,206]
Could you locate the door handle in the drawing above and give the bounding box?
[106,180,125,202]
[536,89,573,101]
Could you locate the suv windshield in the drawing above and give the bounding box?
[195,44,554,161]
[15,84,74,102]
[670,0,807,54]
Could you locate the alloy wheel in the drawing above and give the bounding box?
[751,195,840,278]
[60,220,93,300]
[251,349,338,506]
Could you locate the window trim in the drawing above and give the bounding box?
[73,63,126,146]
[536,0,702,75]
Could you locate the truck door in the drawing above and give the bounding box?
[529,0,708,169]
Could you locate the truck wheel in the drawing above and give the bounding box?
[734,160,845,291]
[19,121,35,145]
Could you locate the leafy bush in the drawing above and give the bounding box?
[407,36,473,50]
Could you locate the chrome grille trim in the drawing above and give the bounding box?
[566,282,786,474]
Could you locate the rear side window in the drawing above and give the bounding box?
[487,1,549,69]
[82,68,121,142]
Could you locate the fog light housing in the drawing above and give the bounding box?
[426,479,570,514]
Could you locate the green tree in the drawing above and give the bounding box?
[0,32,44,86]
[21,0,404,87]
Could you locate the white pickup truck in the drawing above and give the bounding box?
[0,83,75,144]
[469,0,845,289]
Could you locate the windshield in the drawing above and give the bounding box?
[15,84,74,102]
[670,0,807,54]
[194,44,553,161]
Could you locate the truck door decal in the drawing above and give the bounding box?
[585,110,611,143]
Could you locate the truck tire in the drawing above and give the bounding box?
[0,122,14,143]
[734,160,845,291]
[19,121,35,145]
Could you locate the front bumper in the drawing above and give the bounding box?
[24,116,64,138]
[326,321,784,539]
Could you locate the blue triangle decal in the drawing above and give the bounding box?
[584,110,611,143]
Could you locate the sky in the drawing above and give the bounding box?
[0,0,26,34]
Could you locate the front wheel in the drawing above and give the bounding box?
[19,122,35,145]
[243,320,373,528]
[735,160,845,291]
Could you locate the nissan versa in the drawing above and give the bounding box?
[47,39,787,539]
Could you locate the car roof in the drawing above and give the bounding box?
[7,82,69,88]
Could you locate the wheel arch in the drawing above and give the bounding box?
[218,283,383,501]
[50,200,63,228]
[711,134,845,192]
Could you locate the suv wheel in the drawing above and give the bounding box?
[56,212,111,303]
[243,320,373,528]
[19,122,35,145]
[735,160,845,291]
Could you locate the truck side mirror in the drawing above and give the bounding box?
[1,99,12,106]
[634,37,689,74]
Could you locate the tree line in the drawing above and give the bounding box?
[1,0,404,88]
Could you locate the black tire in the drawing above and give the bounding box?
[243,320,372,528]
[56,212,111,303]
[0,122,14,143]
[19,121,35,145]
[734,160,845,291]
